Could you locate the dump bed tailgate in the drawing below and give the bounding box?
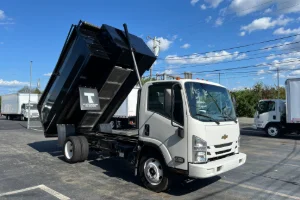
[38,21,156,137]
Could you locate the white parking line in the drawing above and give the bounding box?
[0,185,70,200]
[220,179,300,200]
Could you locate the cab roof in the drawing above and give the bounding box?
[145,79,225,88]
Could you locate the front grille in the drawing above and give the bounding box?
[208,152,234,162]
[215,149,231,155]
[214,142,232,148]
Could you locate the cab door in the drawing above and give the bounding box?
[138,82,188,170]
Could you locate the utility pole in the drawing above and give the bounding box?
[277,67,279,99]
[147,36,160,80]
[27,61,32,129]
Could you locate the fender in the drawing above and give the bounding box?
[138,137,172,166]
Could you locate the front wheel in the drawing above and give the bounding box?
[139,153,171,192]
[266,125,281,137]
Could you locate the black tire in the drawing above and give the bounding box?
[24,117,28,121]
[78,136,89,162]
[63,136,82,163]
[266,125,281,138]
[138,152,171,192]
[7,115,10,120]
[6,115,8,120]
[20,116,25,121]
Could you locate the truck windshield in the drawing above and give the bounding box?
[25,104,38,110]
[257,101,275,114]
[185,82,236,122]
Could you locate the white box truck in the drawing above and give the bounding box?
[1,93,40,120]
[254,78,300,137]
[110,87,139,129]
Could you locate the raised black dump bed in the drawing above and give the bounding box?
[38,21,156,137]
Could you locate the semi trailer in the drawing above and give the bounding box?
[1,93,40,120]
[38,20,246,192]
[254,78,300,137]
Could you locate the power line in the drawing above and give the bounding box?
[179,58,300,74]
[160,40,300,60]
[154,48,300,71]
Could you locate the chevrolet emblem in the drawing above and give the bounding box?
[221,134,228,140]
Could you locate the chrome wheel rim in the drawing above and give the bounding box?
[144,158,163,185]
[268,127,278,136]
[65,141,73,159]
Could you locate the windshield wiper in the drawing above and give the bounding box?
[195,113,220,125]
[220,114,237,123]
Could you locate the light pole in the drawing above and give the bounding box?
[27,61,32,129]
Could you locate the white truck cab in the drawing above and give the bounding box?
[138,79,246,181]
[21,103,40,120]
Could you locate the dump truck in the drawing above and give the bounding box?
[1,93,40,120]
[254,78,300,137]
[38,20,246,192]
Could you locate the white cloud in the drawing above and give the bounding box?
[228,0,300,16]
[272,72,286,79]
[290,69,300,75]
[180,43,191,49]
[236,53,247,60]
[204,0,224,8]
[147,37,172,52]
[165,51,245,65]
[239,31,245,36]
[208,44,215,48]
[201,4,207,10]
[191,0,199,6]
[266,51,300,60]
[172,35,178,40]
[257,69,265,75]
[269,58,300,70]
[206,16,212,23]
[0,22,14,25]
[179,38,183,42]
[215,17,224,26]
[264,8,272,14]
[44,73,52,76]
[241,15,293,34]
[0,10,5,20]
[273,27,300,35]
[0,10,15,26]
[0,79,29,86]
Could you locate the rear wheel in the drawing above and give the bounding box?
[64,136,82,163]
[7,115,11,120]
[21,116,25,121]
[78,136,89,162]
[266,125,281,137]
[139,153,171,192]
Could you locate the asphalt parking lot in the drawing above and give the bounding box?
[1,117,300,200]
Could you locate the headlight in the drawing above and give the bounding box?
[193,135,207,163]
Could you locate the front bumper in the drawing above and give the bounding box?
[189,153,246,179]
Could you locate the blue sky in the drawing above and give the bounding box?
[0,0,300,94]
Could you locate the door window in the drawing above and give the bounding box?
[148,84,184,126]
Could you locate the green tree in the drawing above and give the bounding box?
[231,82,286,117]
[140,77,156,86]
[18,86,42,94]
